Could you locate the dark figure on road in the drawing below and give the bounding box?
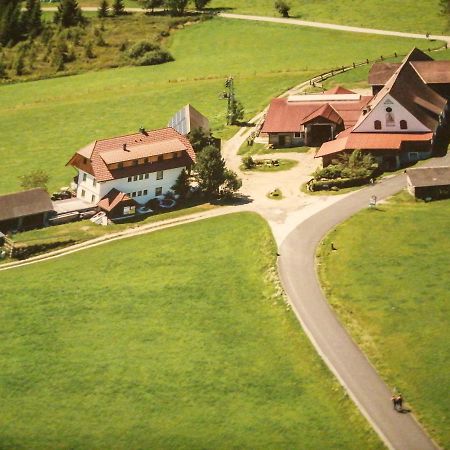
[391,394,403,412]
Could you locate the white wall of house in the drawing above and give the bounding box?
[100,167,185,205]
[76,170,101,204]
[354,94,430,133]
[76,167,185,205]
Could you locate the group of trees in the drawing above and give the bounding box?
[139,0,211,15]
[97,0,126,17]
[172,128,241,199]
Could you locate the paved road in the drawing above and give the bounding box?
[278,153,450,450]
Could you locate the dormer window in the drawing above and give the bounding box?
[400,120,408,130]
[374,120,382,130]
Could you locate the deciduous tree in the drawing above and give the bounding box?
[274,0,290,18]
[18,170,50,191]
[194,145,226,196]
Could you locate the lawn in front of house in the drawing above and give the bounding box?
[317,192,450,448]
[238,142,311,156]
[208,0,449,35]
[0,213,383,449]
[0,18,426,195]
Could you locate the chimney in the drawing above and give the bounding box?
[139,126,147,136]
[123,143,129,151]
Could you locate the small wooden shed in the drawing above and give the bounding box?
[0,188,54,233]
[406,166,450,200]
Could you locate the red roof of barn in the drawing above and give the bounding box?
[315,131,433,157]
[261,94,372,133]
[68,127,196,182]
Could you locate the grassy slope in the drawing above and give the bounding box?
[318,194,450,448]
[0,18,425,194]
[209,0,449,34]
[0,213,383,449]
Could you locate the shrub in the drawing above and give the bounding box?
[126,40,159,58]
[134,49,173,66]
[242,155,255,169]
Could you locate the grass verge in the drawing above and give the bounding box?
[317,192,450,448]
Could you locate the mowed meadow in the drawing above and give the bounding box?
[0,17,427,194]
[0,213,384,449]
[318,195,450,448]
[208,0,449,35]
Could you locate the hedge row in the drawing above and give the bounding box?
[309,176,371,191]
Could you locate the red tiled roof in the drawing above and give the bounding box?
[315,132,433,157]
[323,86,355,95]
[97,189,136,212]
[261,95,372,133]
[68,127,196,182]
[302,103,342,125]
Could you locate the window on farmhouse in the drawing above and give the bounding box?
[83,173,87,182]
[138,190,142,196]
[139,174,143,180]
[132,192,137,198]
[294,132,301,138]
[91,194,95,203]
[374,120,382,130]
[143,189,148,196]
[128,177,132,182]
[400,120,408,130]
[93,179,96,187]
[155,187,162,196]
[144,173,149,179]
[133,175,138,181]
[81,189,86,197]
[156,170,163,180]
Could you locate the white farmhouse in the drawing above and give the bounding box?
[67,127,196,217]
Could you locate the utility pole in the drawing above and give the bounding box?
[223,76,234,125]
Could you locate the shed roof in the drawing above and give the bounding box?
[0,188,54,222]
[406,166,450,187]
[315,131,433,157]
[168,104,210,135]
[97,189,137,212]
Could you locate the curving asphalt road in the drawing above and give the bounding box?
[278,154,449,450]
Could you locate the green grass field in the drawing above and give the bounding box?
[0,18,426,195]
[209,0,450,35]
[0,213,383,449]
[318,193,450,448]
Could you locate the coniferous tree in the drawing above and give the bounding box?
[54,0,84,28]
[112,0,125,16]
[98,0,109,18]
[194,0,210,10]
[0,1,22,45]
[164,0,188,16]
